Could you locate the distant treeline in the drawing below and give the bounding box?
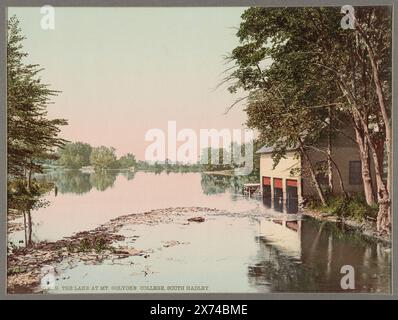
[136,160,202,173]
[56,142,136,170]
[55,142,260,174]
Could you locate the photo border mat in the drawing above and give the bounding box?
[0,0,396,300]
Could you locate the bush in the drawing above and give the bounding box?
[305,194,378,222]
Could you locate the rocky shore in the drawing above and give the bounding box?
[7,207,228,293]
[301,209,391,244]
[7,204,391,293]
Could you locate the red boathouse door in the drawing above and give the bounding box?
[273,178,283,212]
[262,176,271,207]
[286,179,298,214]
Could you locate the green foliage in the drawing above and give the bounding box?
[89,146,117,170]
[57,141,138,171]
[117,153,136,169]
[58,142,92,169]
[306,194,378,222]
[228,7,347,170]
[7,266,27,276]
[7,15,68,179]
[66,236,109,254]
[7,178,53,212]
[227,7,392,208]
[200,147,234,171]
[78,237,108,253]
[199,142,258,173]
[7,16,68,216]
[136,160,202,173]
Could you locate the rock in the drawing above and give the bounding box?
[114,247,144,256]
[188,217,205,223]
[162,240,190,248]
[162,240,180,248]
[7,206,231,293]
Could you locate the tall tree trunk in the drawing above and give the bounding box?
[356,24,391,233]
[26,159,33,194]
[337,81,390,233]
[374,137,386,181]
[362,123,390,233]
[356,25,392,197]
[353,120,376,205]
[23,211,27,247]
[299,140,326,206]
[27,210,32,246]
[327,107,334,193]
[306,145,348,198]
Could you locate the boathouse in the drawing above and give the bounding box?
[257,132,372,213]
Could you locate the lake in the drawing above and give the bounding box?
[8,170,391,293]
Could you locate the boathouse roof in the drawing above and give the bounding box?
[256,145,298,154]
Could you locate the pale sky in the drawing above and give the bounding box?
[9,7,249,159]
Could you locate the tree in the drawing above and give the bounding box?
[90,146,117,170]
[58,142,92,169]
[117,153,136,169]
[7,15,67,198]
[227,7,391,233]
[7,16,68,246]
[246,84,331,205]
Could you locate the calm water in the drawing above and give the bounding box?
[9,170,391,293]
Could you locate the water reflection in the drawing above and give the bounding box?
[38,170,257,198]
[8,171,391,293]
[9,198,50,248]
[262,193,299,214]
[10,172,259,245]
[38,169,134,195]
[200,173,256,195]
[249,217,391,292]
[15,169,134,246]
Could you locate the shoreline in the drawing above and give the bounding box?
[7,207,227,294]
[300,208,391,244]
[202,170,235,176]
[7,204,391,293]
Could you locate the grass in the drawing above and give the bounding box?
[7,266,27,275]
[66,237,110,254]
[306,193,378,222]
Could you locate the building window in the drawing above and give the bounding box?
[349,161,362,185]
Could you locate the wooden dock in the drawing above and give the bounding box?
[242,183,261,197]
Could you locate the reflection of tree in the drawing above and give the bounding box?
[8,170,138,248]
[90,170,117,191]
[52,170,92,195]
[200,174,228,195]
[200,173,255,195]
[37,169,137,195]
[248,236,316,292]
[7,179,52,247]
[249,218,391,292]
[120,170,136,181]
